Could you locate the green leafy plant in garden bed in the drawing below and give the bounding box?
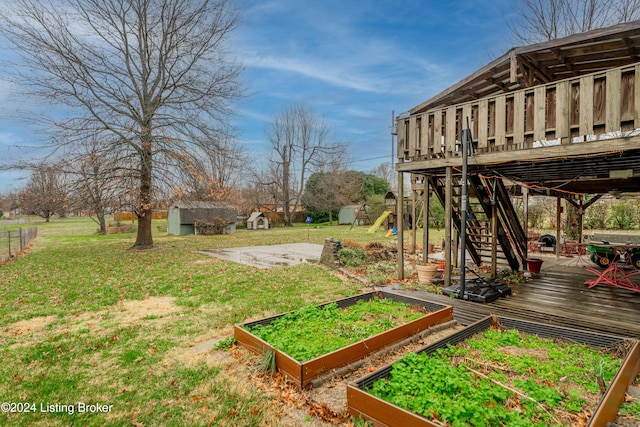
[368,327,623,427]
[247,297,426,361]
[620,398,640,417]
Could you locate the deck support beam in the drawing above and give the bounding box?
[523,186,529,265]
[411,189,417,254]
[397,171,404,280]
[444,167,453,286]
[556,197,561,259]
[423,178,430,264]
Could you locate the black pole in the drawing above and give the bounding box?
[458,118,472,300]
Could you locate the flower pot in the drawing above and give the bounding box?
[526,258,543,273]
[416,264,438,283]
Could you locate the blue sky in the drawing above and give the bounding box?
[0,0,516,192]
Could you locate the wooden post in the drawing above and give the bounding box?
[523,186,529,262]
[578,197,584,244]
[556,197,562,259]
[491,179,498,278]
[444,167,452,286]
[411,189,416,254]
[423,179,430,264]
[556,81,570,144]
[397,171,405,280]
[452,228,459,268]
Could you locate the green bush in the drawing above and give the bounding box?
[428,199,445,229]
[584,201,608,229]
[527,203,546,229]
[607,203,636,230]
[338,247,367,267]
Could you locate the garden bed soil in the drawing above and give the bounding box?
[348,316,640,427]
[234,290,452,388]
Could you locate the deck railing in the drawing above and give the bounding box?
[398,62,640,162]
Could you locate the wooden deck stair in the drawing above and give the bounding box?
[427,174,525,270]
[470,176,527,270]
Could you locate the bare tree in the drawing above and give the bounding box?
[509,0,640,44]
[370,162,395,190]
[19,164,68,222]
[63,139,128,235]
[0,0,243,249]
[264,105,346,226]
[175,135,246,202]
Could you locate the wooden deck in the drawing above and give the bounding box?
[389,262,640,339]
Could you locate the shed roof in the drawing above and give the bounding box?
[340,204,361,211]
[171,200,236,210]
[411,20,640,114]
[171,200,237,225]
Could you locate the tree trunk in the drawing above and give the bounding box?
[565,200,579,241]
[135,205,153,248]
[97,208,107,235]
[282,161,292,226]
[132,141,154,249]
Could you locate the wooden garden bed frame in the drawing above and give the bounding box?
[234,290,453,388]
[347,316,640,427]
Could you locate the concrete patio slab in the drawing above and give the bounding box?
[198,243,323,268]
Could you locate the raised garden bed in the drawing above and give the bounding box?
[348,316,640,427]
[234,291,452,388]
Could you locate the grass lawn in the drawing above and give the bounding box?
[0,217,439,426]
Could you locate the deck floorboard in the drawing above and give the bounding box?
[388,265,640,338]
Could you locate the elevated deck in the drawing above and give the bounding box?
[395,22,640,287]
[397,61,640,195]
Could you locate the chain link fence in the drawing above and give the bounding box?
[0,226,38,263]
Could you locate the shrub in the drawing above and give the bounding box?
[194,217,230,235]
[584,201,608,229]
[338,247,367,267]
[607,203,636,230]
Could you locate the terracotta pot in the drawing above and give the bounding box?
[416,264,438,283]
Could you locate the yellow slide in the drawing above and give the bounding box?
[367,210,392,234]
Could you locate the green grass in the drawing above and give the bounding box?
[0,216,435,426]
